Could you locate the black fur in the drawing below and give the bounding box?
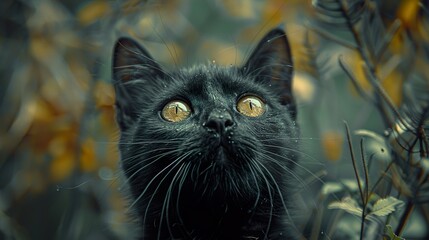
[112,28,299,239]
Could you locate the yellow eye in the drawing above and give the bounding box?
[161,100,191,122]
[236,95,265,117]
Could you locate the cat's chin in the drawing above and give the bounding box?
[208,141,237,164]
[215,146,229,163]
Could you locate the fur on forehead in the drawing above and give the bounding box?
[149,64,281,104]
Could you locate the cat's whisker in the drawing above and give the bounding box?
[258,148,326,186]
[158,161,188,238]
[141,151,193,227]
[260,142,322,165]
[121,148,185,190]
[254,149,323,210]
[198,161,214,177]
[176,162,192,237]
[259,149,337,211]
[259,135,340,143]
[255,150,307,189]
[252,159,300,237]
[120,147,180,172]
[241,150,261,211]
[114,138,189,145]
[119,139,195,166]
[128,157,179,213]
[162,148,201,237]
[249,159,273,239]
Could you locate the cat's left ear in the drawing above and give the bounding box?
[243,28,295,117]
[112,37,164,131]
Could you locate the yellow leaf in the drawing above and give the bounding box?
[388,29,404,55]
[321,131,344,161]
[78,0,111,25]
[348,52,372,96]
[397,0,419,28]
[29,97,56,124]
[94,81,115,108]
[221,0,257,18]
[293,73,316,104]
[80,138,97,172]
[50,151,75,182]
[30,34,54,62]
[381,70,403,107]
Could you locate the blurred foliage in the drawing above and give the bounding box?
[0,0,428,239]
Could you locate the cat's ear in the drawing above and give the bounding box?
[243,28,296,117]
[112,37,164,130]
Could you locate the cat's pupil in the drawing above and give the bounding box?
[161,100,191,122]
[236,95,265,117]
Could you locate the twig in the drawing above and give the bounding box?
[338,56,374,103]
[361,64,406,127]
[344,122,365,204]
[395,201,415,236]
[360,138,370,203]
[344,121,366,240]
[419,126,429,158]
[375,19,402,63]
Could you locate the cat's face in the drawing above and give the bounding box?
[113,28,298,202]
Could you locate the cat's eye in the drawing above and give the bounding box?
[236,95,266,117]
[161,100,191,122]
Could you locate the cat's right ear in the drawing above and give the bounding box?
[242,28,296,118]
[112,37,164,130]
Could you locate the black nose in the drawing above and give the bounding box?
[204,109,234,134]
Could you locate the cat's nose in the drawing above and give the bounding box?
[204,110,234,134]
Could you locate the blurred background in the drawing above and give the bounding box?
[1,0,428,239]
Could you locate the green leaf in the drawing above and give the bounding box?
[328,197,363,217]
[355,129,391,163]
[354,129,386,144]
[420,158,429,172]
[384,225,405,240]
[370,197,404,217]
[321,182,344,196]
[341,179,361,192]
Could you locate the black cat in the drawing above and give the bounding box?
[112,28,300,239]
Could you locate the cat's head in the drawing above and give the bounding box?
[112,28,298,202]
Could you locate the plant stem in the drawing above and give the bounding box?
[344,122,366,240]
[360,138,370,202]
[344,122,365,205]
[395,201,415,236]
[360,212,365,240]
[338,56,374,103]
